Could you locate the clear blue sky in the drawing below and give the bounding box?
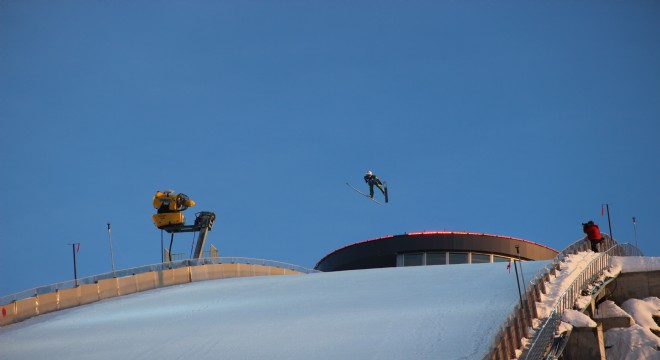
[1,0,659,296]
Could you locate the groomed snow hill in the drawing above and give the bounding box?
[0,261,548,360]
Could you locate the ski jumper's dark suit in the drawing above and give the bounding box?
[364,173,385,199]
[583,221,602,253]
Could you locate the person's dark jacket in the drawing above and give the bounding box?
[364,174,380,185]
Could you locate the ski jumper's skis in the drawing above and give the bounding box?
[346,182,382,205]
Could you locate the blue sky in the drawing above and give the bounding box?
[1,0,659,296]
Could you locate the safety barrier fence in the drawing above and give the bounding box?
[1,257,318,306]
[484,235,641,360]
[519,242,642,360]
[0,257,319,326]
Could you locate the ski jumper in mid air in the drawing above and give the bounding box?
[364,171,386,199]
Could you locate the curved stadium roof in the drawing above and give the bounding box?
[315,231,559,272]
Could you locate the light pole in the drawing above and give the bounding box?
[68,243,80,286]
[512,259,523,308]
[107,223,116,273]
[161,230,164,263]
[515,245,525,291]
[632,217,638,249]
[604,203,614,242]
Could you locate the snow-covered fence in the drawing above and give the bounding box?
[519,241,642,360]
[486,238,587,360]
[485,235,640,360]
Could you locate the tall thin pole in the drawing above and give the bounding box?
[606,204,614,242]
[515,245,525,291]
[107,223,116,273]
[169,233,175,262]
[513,260,523,308]
[69,243,79,286]
[161,230,164,263]
[633,216,638,249]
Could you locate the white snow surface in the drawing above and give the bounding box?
[0,261,548,360]
[611,257,660,274]
[562,309,597,328]
[621,298,660,332]
[595,300,633,320]
[605,325,660,360]
[603,297,660,360]
[535,251,600,318]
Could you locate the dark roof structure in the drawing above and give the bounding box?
[315,231,559,272]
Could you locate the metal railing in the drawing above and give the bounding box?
[484,237,590,359]
[519,241,642,360]
[0,257,319,306]
[484,235,642,360]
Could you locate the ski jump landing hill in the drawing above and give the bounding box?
[0,239,653,360]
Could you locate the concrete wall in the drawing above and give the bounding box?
[565,325,606,360]
[160,267,191,287]
[37,292,59,315]
[1,303,16,326]
[80,284,100,305]
[98,278,119,299]
[14,297,38,323]
[117,276,138,296]
[58,287,81,309]
[607,270,660,304]
[1,263,306,327]
[562,271,660,359]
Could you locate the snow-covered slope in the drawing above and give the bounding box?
[0,261,548,360]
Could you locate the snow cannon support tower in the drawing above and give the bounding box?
[152,190,216,261]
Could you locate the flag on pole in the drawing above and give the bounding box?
[506,261,511,273]
[601,204,604,216]
[76,243,81,253]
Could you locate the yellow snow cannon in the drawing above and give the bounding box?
[151,190,196,229]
